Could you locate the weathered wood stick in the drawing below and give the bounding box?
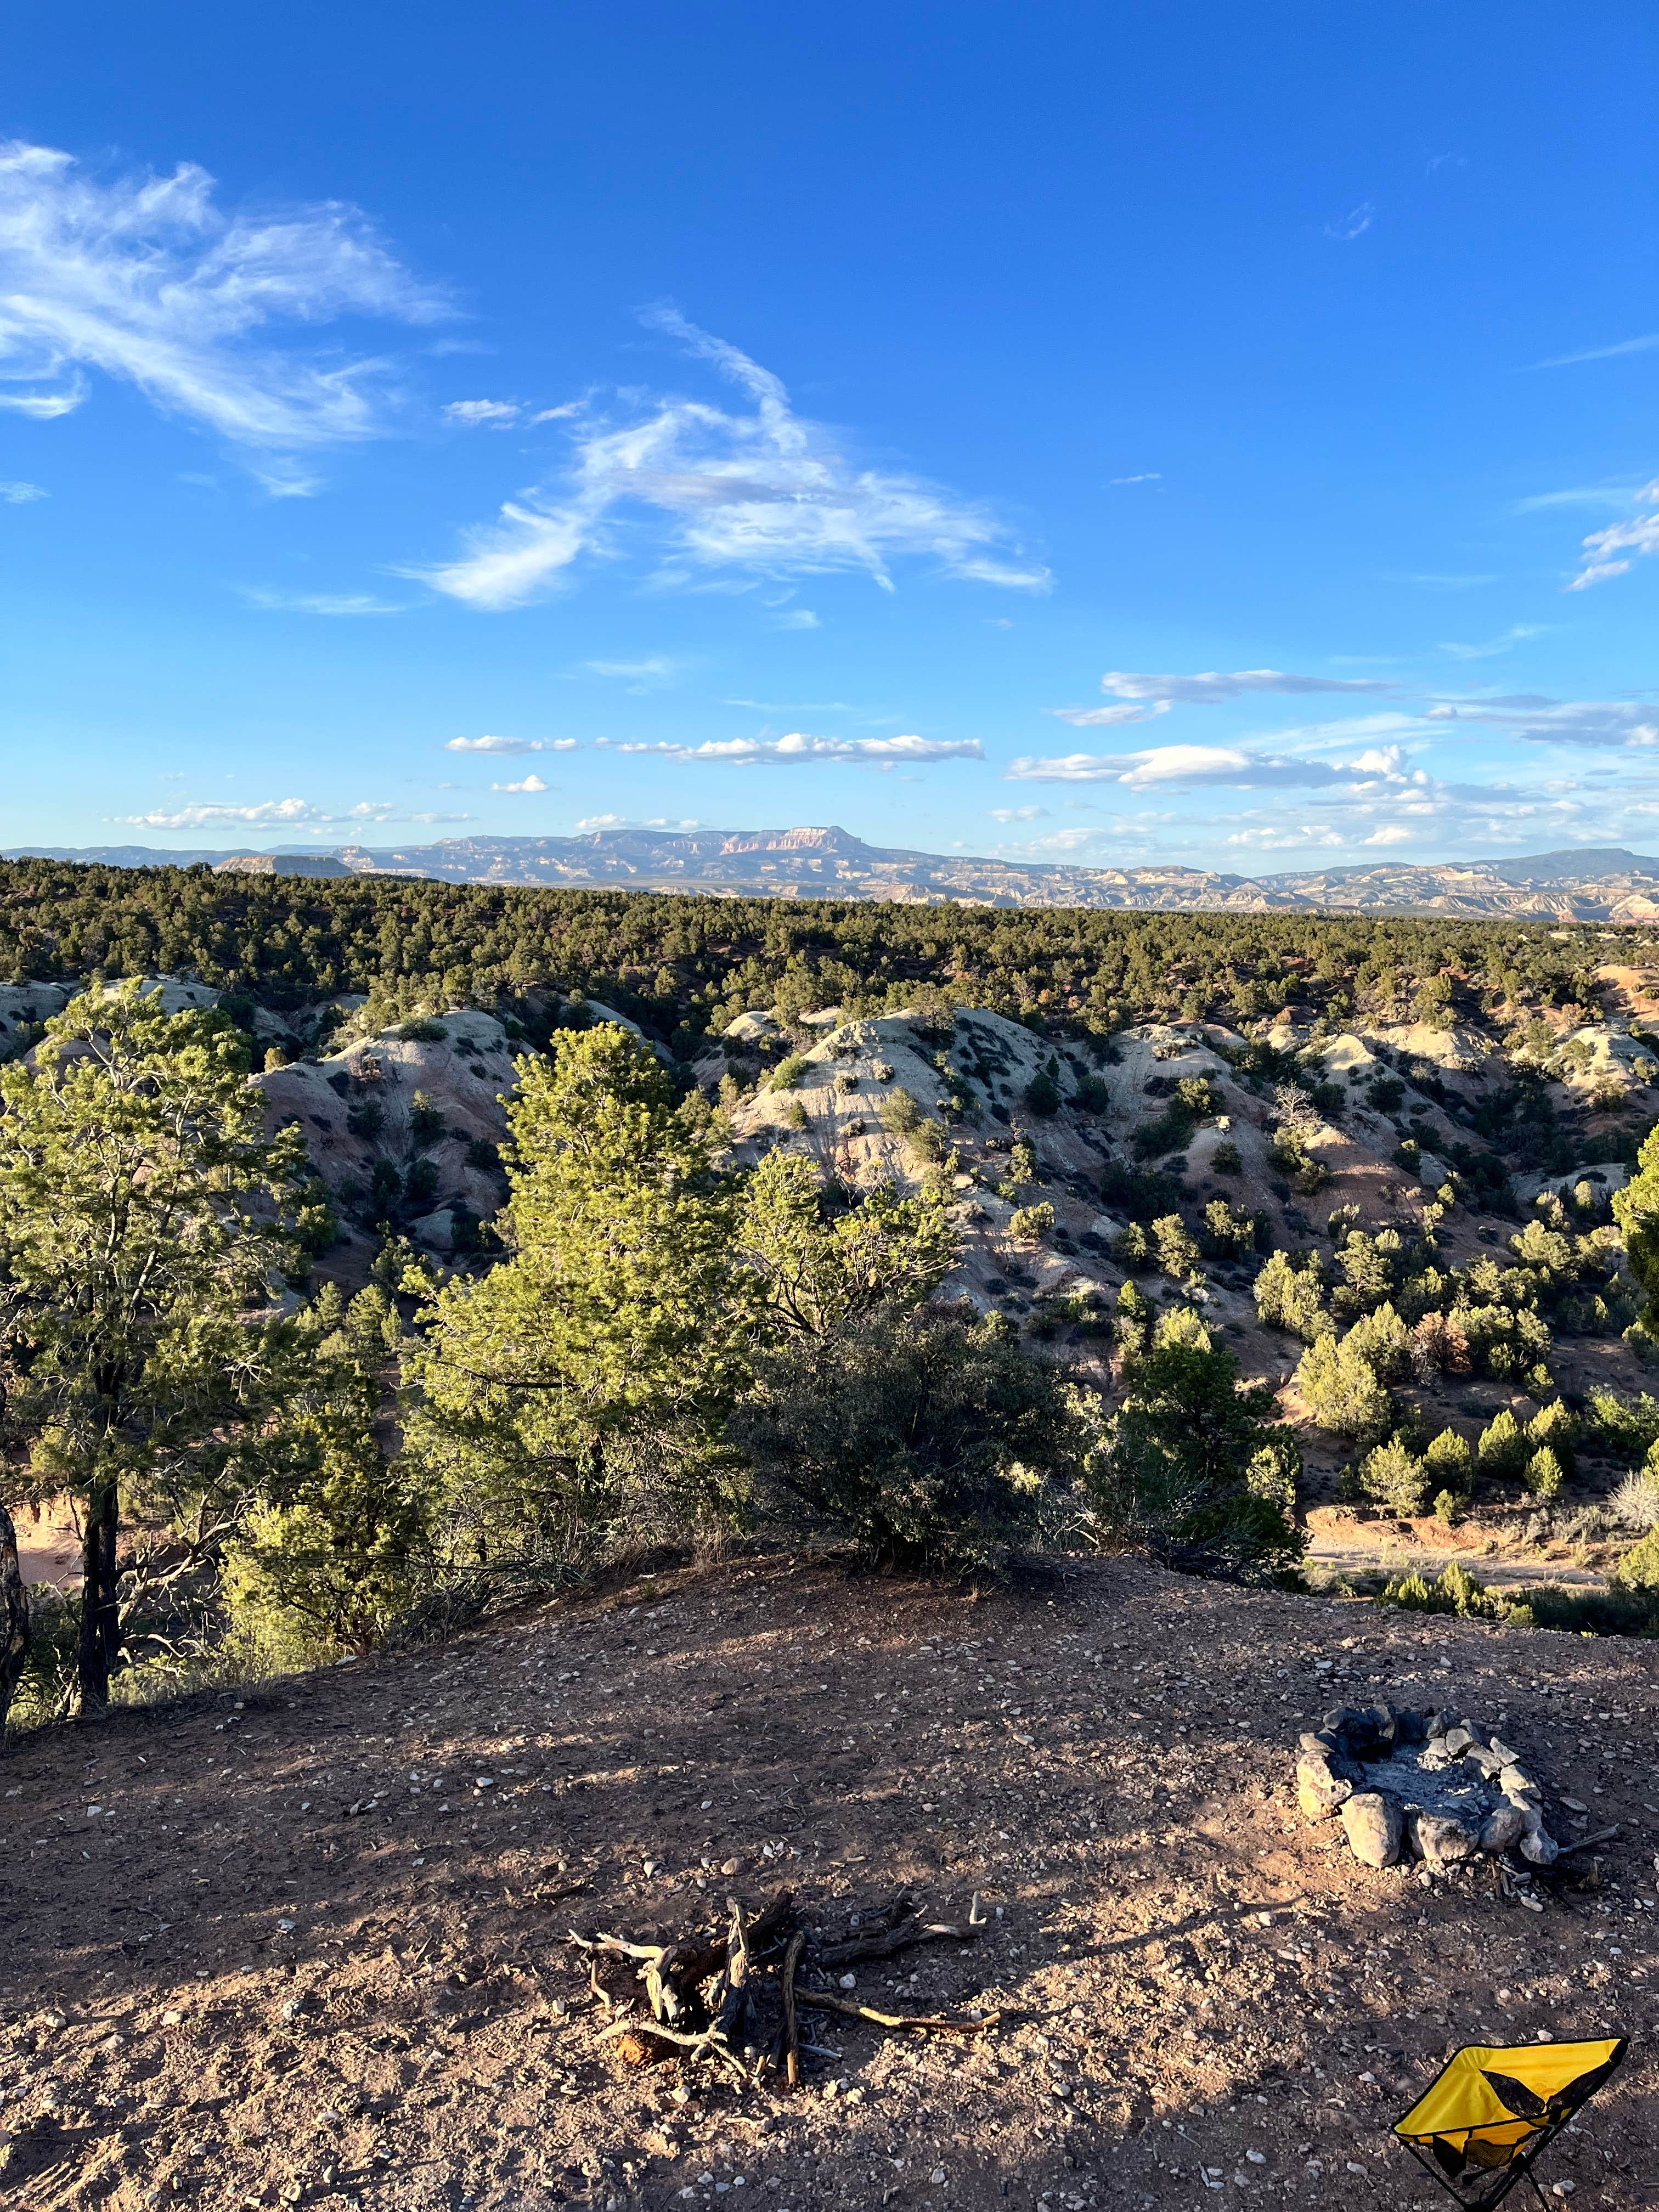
[781,1931,805,2091]
[797,1990,999,2039]
[816,1892,986,1966]
[1556,1824,1621,1854]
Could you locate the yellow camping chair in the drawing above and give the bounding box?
[1394,2036,1627,2209]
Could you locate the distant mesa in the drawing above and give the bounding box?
[213,852,355,879]
[9,828,1659,919]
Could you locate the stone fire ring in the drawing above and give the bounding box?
[1297,1705,1559,1872]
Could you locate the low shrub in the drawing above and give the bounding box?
[1610,1469,1659,1531]
[1476,1408,1530,1477]
[729,1305,1080,1573]
[1522,1445,1566,1501]
[1424,1426,1474,1490]
[1583,1387,1659,1462]
[1357,1435,1431,1516]
[1380,1561,1505,1620]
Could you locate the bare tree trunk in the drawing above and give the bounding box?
[77,1480,120,1711]
[0,1503,27,1737]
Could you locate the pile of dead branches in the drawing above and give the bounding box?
[569,1887,997,2089]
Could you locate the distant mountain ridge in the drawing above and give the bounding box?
[12,827,1659,919]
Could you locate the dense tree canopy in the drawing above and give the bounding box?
[0,856,1626,1057]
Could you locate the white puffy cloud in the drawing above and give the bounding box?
[414,308,1048,609]
[1006,737,1431,795]
[491,774,550,793]
[1226,825,1347,850]
[1007,744,1250,786]
[1364,825,1414,845]
[603,730,983,769]
[0,139,443,447]
[117,797,400,831]
[573,814,704,832]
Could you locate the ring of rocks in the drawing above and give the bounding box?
[1297,1704,1559,1871]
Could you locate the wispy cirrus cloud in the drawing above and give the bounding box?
[1527,332,1659,370]
[601,730,983,769]
[1514,484,1637,514]
[1425,695,1659,748]
[0,139,444,452]
[1103,667,1396,704]
[0,478,46,502]
[1048,700,1173,730]
[582,656,681,688]
[1048,666,1394,727]
[444,733,578,754]
[443,398,521,428]
[412,307,1049,609]
[1385,572,1499,591]
[1567,479,1659,591]
[1324,200,1375,241]
[1437,624,1545,662]
[0,374,86,420]
[240,586,408,615]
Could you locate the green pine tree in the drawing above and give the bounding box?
[0,982,306,1708]
[403,1024,754,1565]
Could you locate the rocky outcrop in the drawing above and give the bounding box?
[253,1007,523,1254]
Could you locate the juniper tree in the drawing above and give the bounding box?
[736,1149,957,1340]
[1085,1308,1304,1582]
[0,983,304,1708]
[403,1023,755,1563]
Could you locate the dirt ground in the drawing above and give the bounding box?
[9,1502,81,1592]
[3,1556,1658,2212]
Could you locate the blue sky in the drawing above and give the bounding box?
[4,3,1657,871]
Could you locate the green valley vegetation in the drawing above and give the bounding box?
[8,863,1659,1728]
[0,853,1640,1075]
[0,994,1304,1724]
